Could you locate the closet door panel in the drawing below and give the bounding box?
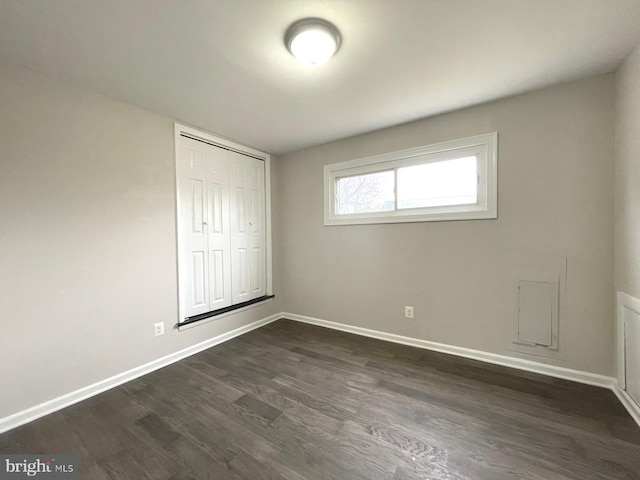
[177,140,210,317]
[206,148,231,310]
[230,155,252,304]
[248,158,266,298]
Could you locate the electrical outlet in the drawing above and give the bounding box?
[153,322,165,337]
[404,306,414,319]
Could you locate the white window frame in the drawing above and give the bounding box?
[324,132,498,226]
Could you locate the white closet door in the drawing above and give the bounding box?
[178,132,266,320]
[205,147,232,311]
[177,138,211,318]
[230,153,266,303]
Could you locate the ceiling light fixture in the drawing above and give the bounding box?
[285,18,341,66]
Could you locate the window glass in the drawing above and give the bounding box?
[337,170,394,214]
[397,156,477,209]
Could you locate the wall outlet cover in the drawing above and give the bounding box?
[154,322,165,337]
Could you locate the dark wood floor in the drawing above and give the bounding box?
[1,319,639,479]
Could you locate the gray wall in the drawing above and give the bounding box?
[278,74,615,376]
[615,43,640,300]
[0,61,283,418]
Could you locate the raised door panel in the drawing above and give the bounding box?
[210,183,224,234]
[191,179,205,234]
[251,247,262,295]
[191,251,207,308]
[209,249,226,303]
[235,186,247,234]
[237,248,249,296]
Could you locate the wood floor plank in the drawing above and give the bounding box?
[228,450,288,480]
[190,401,282,463]
[135,413,182,446]
[232,394,283,426]
[271,373,365,419]
[1,319,639,479]
[164,435,242,480]
[98,449,154,480]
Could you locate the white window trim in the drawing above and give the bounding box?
[173,123,274,322]
[324,132,498,226]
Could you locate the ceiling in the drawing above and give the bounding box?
[1,1,640,155]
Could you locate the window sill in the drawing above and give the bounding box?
[324,208,497,226]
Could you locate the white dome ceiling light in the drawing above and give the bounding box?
[285,18,341,66]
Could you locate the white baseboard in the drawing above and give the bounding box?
[284,313,640,427]
[613,385,640,427]
[0,313,281,435]
[3,311,639,435]
[283,312,616,389]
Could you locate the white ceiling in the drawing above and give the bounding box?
[1,1,640,155]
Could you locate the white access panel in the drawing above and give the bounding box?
[625,306,640,407]
[518,281,554,346]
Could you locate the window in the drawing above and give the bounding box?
[324,133,497,225]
